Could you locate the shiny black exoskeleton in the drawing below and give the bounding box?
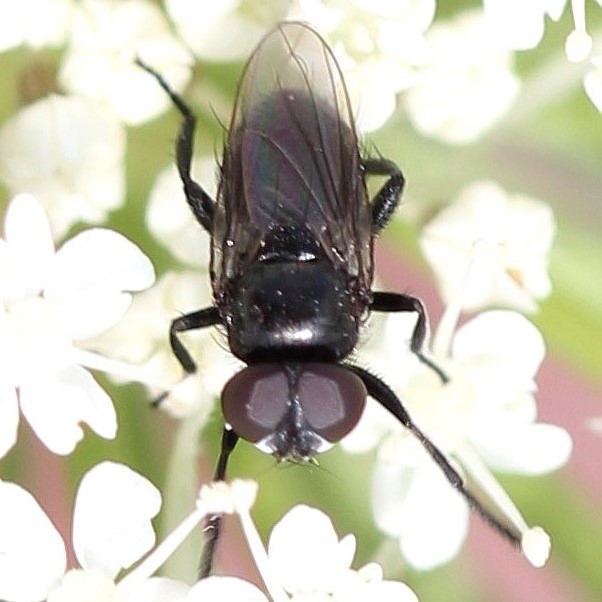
[139,21,520,577]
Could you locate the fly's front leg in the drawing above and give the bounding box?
[199,427,239,578]
[371,291,448,383]
[170,306,222,374]
[135,58,215,233]
[364,157,405,234]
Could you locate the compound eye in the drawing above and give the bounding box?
[222,365,289,443]
[298,364,366,442]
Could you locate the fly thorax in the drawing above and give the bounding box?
[226,259,360,363]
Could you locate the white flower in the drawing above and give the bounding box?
[120,479,261,600]
[0,461,170,602]
[0,94,125,238]
[567,1,602,110]
[87,270,239,418]
[0,194,155,457]
[584,56,602,112]
[288,0,436,132]
[180,577,267,602]
[146,156,216,268]
[0,480,67,602]
[348,309,571,569]
[404,9,520,144]
[563,0,594,62]
[0,0,74,51]
[420,180,556,313]
[372,458,470,569]
[481,1,602,112]
[482,0,567,50]
[165,0,288,62]
[266,505,419,601]
[452,312,571,475]
[0,464,263,602]
[73,463,162,576]
[59,0,192,125]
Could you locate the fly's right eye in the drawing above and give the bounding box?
[297,364,366,442]
[222,365,289,443]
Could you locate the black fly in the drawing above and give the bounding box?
[138,21,521,577]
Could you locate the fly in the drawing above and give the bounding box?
[138,21,521,577]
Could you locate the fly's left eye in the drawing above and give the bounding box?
[221,365,289,443]
[298,364,366,442]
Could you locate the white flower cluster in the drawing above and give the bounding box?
[0,194,155,458]
[0,0,191,235]
[0,465,418,601]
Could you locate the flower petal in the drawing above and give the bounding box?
[0,95,126,237]
[20,365,117,455]
[342,399,399,453]
[0,481,66,601]
[3,193,55,296]
[404,11,520,144]
[59,0,192,125]
[482,0,547,50]
[45,229,155,339]
[184,576,267,601]
[73,462,161,578]
[372,460,469,570]
[268,505,351,594]
[119,576,190,602]
[420,181,555,311]
[0,0,72,50]
[356,579,419,602]
[454,311,545,366]
[47,568,124,602]
[165,1,271,62]
[472,422,573,475]
[146,158,214,268]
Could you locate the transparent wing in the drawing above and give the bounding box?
[212,22,372,296]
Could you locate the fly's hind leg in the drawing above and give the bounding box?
[136,59,215,233]
[364,157,405,234]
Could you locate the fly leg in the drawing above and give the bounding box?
[160,303,232,578]
[371,291,447,383]
[169,307,221,375]
[365,158,441,378]
[364,158,405,234]
[347,364,522,550]
[136,59,215,233]
[199,427,240,578]
[152,307,221,407]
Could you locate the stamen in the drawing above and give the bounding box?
[521,527,551,568]
[455,443,550,567]
[120,504,207,585]
[197,478,258,515]
[237,499,288,602]
[120,480,258,586]
[432,239,485,357]
[72,348,160,388]
[565,0,592,62]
